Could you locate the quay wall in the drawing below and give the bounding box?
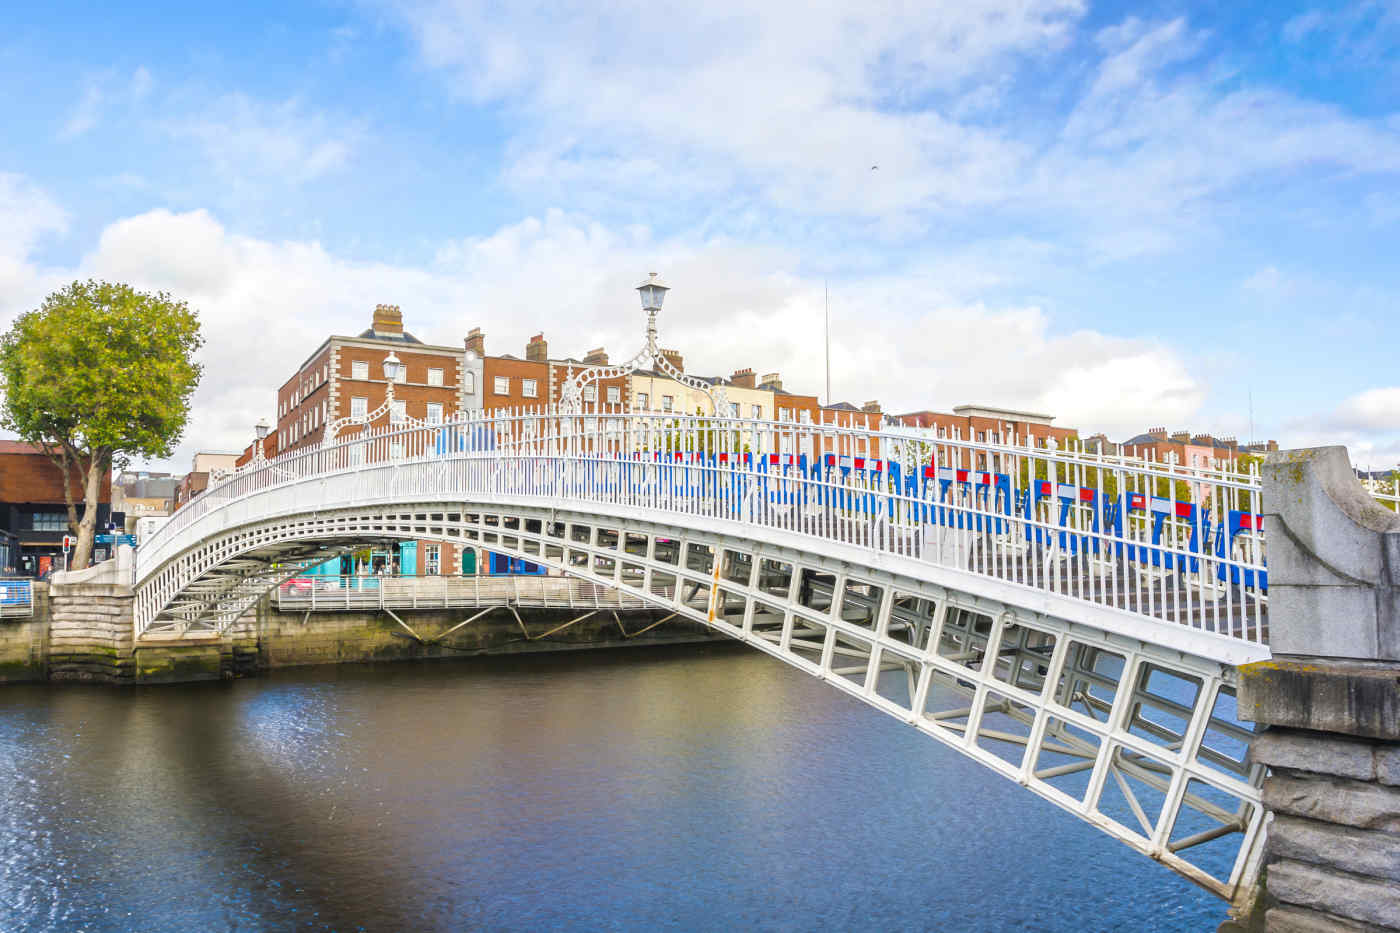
[0,579,722,686]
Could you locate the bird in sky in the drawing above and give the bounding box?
[871,164,879,170]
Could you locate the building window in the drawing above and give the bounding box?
[465,372,476,394]
[428,367,444,387]
[583,385,597,402]
[751,404,762,419]
[661,395,674,412]
[637,392,649,409]
[522,378,539,399]
[493,376,509,395]
[351,396,368,418]
[31,512,67,531]
[730,402,740,417]
[391,400,406,423]
[424,544,440,575]
[606,386,621,404]
[352,360,369,380]
[426,402,443,424]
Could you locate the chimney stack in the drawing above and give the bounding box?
[759,372,782,391]
[862,400,881,414]
[1170,430,1191,443]
[1148,426,1168,440]
[583,347,609,365]
[465,327,485,357]
[660,348,683,372]
[730,367,756,389]
[372,303,403,337]
[526,333,548,363]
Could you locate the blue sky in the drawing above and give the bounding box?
[2,0,1398,469]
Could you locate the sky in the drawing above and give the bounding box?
[2,0,1398,472]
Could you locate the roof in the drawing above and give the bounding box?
[0,440,46,455]
[1122,433,1172,446]
[355,327,424,344]
[824,401,860,411]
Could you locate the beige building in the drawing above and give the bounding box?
[627,363,776,420]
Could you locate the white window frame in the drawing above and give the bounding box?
[464,371,476,394]
[390,399,407,423]
[427,367,444,387]
[522,378,539,399]
[352,360,369,380]
[661,394,673,412]
[350,396,368,418]
[583,385,598,402]
[493,376,509,395]
[426,402,444,424]
[606,386,621,404]
[637,391,649,410]
[424,544,441,575]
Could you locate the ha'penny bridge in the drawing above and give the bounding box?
[120,280,1400,928]
[134,404,1282,901]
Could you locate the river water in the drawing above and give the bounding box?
[0,644,1223,931]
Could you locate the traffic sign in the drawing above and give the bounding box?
[62,535,72,550]
[95,533,114,545]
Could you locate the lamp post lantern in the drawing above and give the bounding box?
[251,417,271,465]
[556,272,727,416]
[637,272,668,313]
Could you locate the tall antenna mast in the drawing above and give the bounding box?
[824,280,831,406]
[1248,388,1254,449]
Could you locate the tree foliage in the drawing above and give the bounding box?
[0,280,203,568]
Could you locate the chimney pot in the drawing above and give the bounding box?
[372,303,404,337]
[730,368,756,389]
[465,327,485,357]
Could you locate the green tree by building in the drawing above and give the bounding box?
[0,280,203,569]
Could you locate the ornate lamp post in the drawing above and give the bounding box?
[558,273,727,416]
[323,350,406,445]
[251,417,270,465]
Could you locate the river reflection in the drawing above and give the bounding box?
[0,644,1222,931]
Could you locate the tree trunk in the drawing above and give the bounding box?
[48,445,81,537]
[70,455,105,570]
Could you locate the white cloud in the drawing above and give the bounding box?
[379,2,1400,257]
[163,94,361,188]
[57,67,156,140]
[63,206,1209,466]
[0,174,68,311]
[59,84,104,139]
[1283,387,1400,469]
[1331,387,1400,433]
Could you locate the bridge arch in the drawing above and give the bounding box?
[137,491,1266,905]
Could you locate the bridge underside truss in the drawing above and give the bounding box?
[137,501,1266,904]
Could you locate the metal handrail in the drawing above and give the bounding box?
[139,407,1280,647]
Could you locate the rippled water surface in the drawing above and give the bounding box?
[0,644,1224,931]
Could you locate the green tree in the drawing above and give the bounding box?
[0,280,203,569]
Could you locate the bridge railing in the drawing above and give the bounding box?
[274,573,652,612]
[141,407,1272,647]
[0,578,33,618]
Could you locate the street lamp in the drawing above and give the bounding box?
[252,417,270,465]
[637,272,668,313]
[382,351,403,384]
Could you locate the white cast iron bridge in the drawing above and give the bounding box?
[133,405,1279,907]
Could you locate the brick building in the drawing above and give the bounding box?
[0,441,114,576]
[273,304,469,457]
[1119,428,1279,466]
[889,404,1076,448]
